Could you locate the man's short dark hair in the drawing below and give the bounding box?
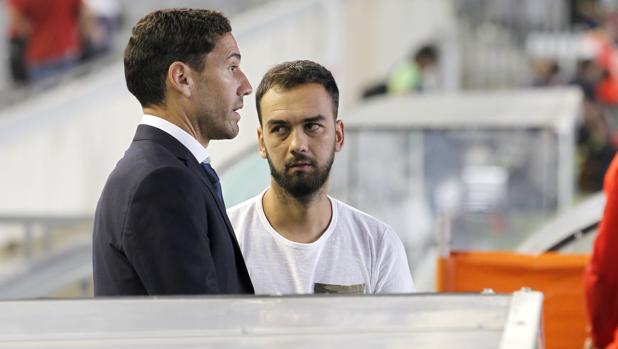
[124,9,231,107]
[255,60,339,124]
[414,45,438,64]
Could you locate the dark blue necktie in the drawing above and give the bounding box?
[201,162,224,205]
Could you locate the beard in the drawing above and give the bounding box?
[266,150,335,202]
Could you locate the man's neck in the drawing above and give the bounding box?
[262,181,332,244]
[143,105,209,148]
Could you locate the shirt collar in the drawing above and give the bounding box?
[139,114,211,164]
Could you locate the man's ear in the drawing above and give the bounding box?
[167,61,193,98]
[257,127,267,159]
[335,119,344,152]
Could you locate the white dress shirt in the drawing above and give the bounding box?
[139,114,211,164]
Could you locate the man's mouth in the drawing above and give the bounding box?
[286,160,315,170]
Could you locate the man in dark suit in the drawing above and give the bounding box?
[93,9,254,295]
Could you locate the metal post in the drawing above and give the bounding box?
[79,279,90,298]
[42,223,53,253]
[23,222,33,259]
[436,212,452,258]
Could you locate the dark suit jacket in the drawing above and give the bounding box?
[93,124,254,295]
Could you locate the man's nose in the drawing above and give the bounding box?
[289,128,308,154]
[238,70,252,96]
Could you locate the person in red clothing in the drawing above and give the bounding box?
[6,8,28,84]
[585,153,618,349]
[6,0,90,82]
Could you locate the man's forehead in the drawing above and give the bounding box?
[265,114,326,125]
[263,88,329,107]
[211,32,240,58]
[261,84,334,121]
[263,83,331,103]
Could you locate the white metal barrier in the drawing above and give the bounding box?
[0,290,544,349]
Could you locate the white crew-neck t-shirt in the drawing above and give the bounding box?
[227,190,415,295]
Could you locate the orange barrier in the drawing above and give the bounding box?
[437,251,589,349]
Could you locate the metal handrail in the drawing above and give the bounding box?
[547,221,599,252]
[0,215,92,259]
[0,236,92,299]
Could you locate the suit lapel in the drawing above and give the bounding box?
[133,124,241,246]
[187,159,240,243]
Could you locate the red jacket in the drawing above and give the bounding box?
[8,0,83,66]
[586,154,618,349]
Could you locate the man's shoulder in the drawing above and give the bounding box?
[103,142,197,204]
[331,197,389,230]
[227,192,265,243]
[330,197,404,247]
[227,192,263,220]
[116,136,188,174]
[126,134,181,161]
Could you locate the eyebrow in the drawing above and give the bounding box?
[227,52,241,60]
[266,119,288,127]
[265,115,326,127]
[304,115,326,123]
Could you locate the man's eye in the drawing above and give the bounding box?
[271,126,286,134]
[230,65,238,72]
[306,123,320,131]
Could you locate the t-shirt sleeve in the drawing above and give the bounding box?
[374,226,415,293]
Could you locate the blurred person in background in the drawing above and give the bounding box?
[361,43,439,100]
[530,58,564,87]
[585,152,618,349]
[80,0,122,61]
[93,9,254,296]
[577,97,616,193]
[572,10,618,192]
[571,0,603,30]
[585,11,618,104]
[6,0,91,83]
[571,59,604,99]
[387,44,439,95]
[571,60,614,194]
[228,60,414,295]
[6,3,28,85]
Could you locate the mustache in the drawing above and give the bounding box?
[284,154,317,169]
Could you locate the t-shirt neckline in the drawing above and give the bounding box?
[256,188,337,250]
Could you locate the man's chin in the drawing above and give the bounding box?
[280,178,322,198]
[228,127,240,139]
[224,114,241,138]
[222,124,240,139]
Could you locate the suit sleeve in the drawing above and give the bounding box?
[585,156,618,348]
[123,166,220,294]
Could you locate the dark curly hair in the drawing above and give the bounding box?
[124,9,231,107]
[255,60,339,124]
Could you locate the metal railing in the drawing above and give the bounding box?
[0,215,93,299]
[0,215,92,259]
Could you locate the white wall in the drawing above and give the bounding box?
[0,65,140,214]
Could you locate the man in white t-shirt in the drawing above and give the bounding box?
[227,60,414,295]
